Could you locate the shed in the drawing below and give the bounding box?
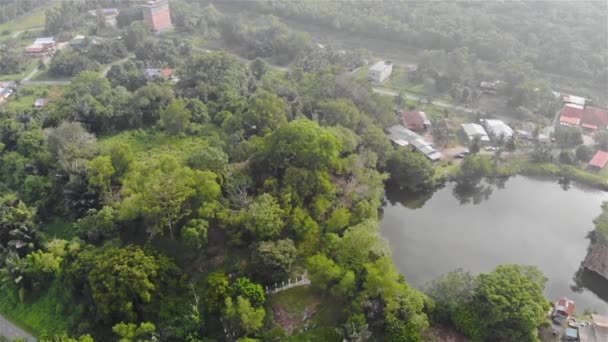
[368,61,393,84]
[482,119,513,139]
[589,151,608,170]
[461,123,490,143]
[34,98,48,108]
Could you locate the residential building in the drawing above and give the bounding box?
[588,151,608,170]
[401,110,430,131]
[34,98,48,108]
[0,82,14,104]
[482,119,513,139]
[461,123,490,144]
[552,297,575,325]
[560,103,585,126]
[368,61,393,84]
[25,37,56,55]
[581,107,608,131]
[142,0,173,32]
[144,68,174,79]
[70,35,87,49]
[386,125,442,161]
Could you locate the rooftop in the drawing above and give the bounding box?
[582,107,608,130]
[370,61,392,72]
[386,125,442,161]
[402,111,430,130]
[589,151,608,169]
[563,94,586,106]
[483,119,513,138]
[461,123,490,141]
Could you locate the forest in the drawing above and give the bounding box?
[0,1,573,341]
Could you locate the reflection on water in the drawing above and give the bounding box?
[380,175,608,312]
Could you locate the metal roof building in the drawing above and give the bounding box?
[482,119,514,139]
[386,125,442,161]
[461,123,490,143]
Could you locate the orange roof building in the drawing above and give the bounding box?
[589,151,608,170]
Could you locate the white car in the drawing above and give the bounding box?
[485,146,498,151]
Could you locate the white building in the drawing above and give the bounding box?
[368,61,393,84]
[482,119,514,139]
[461,123,490,144]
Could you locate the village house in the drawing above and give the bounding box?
[25,37,56,55]
[87,8,119,26]
[142,0,173,32]
[144,68,174,80]
[368,61,393,84]
[552,297,576,325]
[481,119,513,140]
[461,123,490,145]
[563,94,586,107]
[0,82,14,104]
[34,98,48,109]
[588,151,608,171]
[401,110,430,132]
[386,125,442,161]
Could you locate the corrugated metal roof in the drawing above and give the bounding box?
[370,61,391,72]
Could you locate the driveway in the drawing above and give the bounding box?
[0,314,36,342]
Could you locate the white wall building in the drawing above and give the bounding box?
[482,119,514,139]
[368,61,393,84]
[461,123,490,144]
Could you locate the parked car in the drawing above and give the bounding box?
[485,146,498,151]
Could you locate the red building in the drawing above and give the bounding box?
[589,151,608,170]
[401,110,431,131]
[581,107,608,131]
[142,0,172,32]
[559,103,584,126]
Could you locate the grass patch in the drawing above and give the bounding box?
[268,286,342,341]
[0,10,46,39]
[98,128,225,162]
[0,85,65,113]
[0,59,38,82]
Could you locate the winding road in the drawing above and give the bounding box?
[0,314,36,342]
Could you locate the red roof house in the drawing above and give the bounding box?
[160,68,173,77]
[401,111,430,131]
[553,297,576,318]
[589,151,608,170]
[559,104,584,126]
[581,107,608,130]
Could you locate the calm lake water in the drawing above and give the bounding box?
[381,175,608,313]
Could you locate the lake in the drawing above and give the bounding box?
[381,175,608,313]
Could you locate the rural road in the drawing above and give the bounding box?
[371,87,476,114]
[10,26,44,39]
[0,314,36,342]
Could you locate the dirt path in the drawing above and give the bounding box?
[0,314,36,342]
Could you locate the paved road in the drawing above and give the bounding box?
[0,314,36,342]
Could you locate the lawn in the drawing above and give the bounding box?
[98,128,225,162]
[268,286,342,341]
[0,84,65,113]
[0,9,46,39]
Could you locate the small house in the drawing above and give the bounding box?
[34,98,48,108]
[401,110,430,131]
[560,104,585,126]
[368,61,393,84]
[87,8,119,26]
[563,94,586,107]
[25,37,56,55]
[0,82,14,104]
[461,123,490,144]
[144,68,174,79]
[589,151,608,171]
[70,35,87,48]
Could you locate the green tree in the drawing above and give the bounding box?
[242,90,288,135]
[334,220,389,272]
[120,155,221,238]
[250,58,267,80]
[424,269,478,324]
[252,239,297,282]
[74,206,117,243]
[239,193,285,240]
[0,194,36,250]
[575,145,594,162]
[206,271,230,313]
[87,155,115,195]
[181,219,208,251]
[160,99,192,134]
[223,296,265,336]
[317,98,363,131]
[88,246,174,321]
[558,150,575,164]
[554,125,583,147]
[230,277,266,307]
[456,265,549,341]
[112,322,158,342]
[386,149,436,192]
